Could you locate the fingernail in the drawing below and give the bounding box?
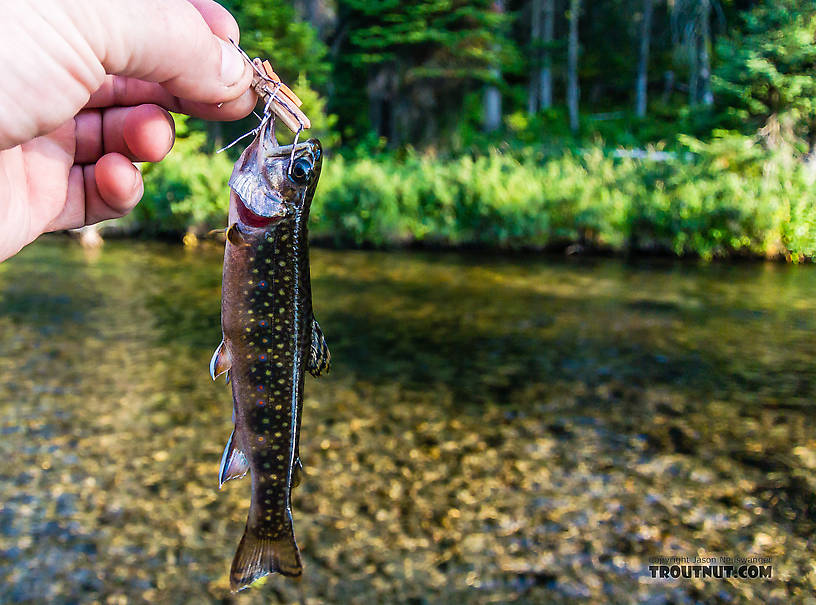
[131,165,144,198]
[163,111,176,150]
[219,38,245,86]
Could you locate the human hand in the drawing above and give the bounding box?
[0,0,257,261]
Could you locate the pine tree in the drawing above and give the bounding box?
[714,1,816,150]
[220,0,330,86]
[332,0,513,144]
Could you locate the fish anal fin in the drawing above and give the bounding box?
[219,430,249,488]
[307,318,331,377]
[210,340,232,380]
[230,523,302,592]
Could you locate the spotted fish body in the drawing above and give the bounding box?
[210,123,329,592]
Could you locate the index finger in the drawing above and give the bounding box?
[84,75,257,122]
[84,0,257,119]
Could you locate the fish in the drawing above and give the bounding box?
[210,119,330,592]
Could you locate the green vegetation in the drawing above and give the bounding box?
[131,1,816,260]
[714,1,816,151]
[136,124,816,260]
[136,119,234,236]
[316,140,816,261]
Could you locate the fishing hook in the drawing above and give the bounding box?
[288,125,304,178]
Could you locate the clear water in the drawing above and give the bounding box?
[0,238,813,603]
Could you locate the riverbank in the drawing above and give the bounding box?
[117,130,816,262]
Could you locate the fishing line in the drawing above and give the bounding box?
[216,84,282,154]
[216,127,261,154]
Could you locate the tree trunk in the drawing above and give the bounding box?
[567,0,581,133]
[688,34,699,105]
[368,66,398,143]
[699,0,713,106]
[528,0,555,114]
[484,0,504,132]
[541,0,554,109]
[484,68,503,132]
[527,0,542,114]
[306,0,319,25]
[662,70,675,103]
[635,0,654,117]
[295,0,326,35]
[294,0,318,23]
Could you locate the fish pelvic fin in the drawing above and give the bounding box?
[307,318,331,377]
[292,458,304,488]
[209,340,232,381]
[219,429,249,488]
[229,523,303,592]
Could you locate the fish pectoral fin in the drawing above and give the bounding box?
[226,223,250,247]
[209,340,232,381]
[230,523,302,591]
[292,458,304,488]
[219,429,249,488]
[307,318,331,377]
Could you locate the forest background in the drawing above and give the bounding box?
[128,0,816,261]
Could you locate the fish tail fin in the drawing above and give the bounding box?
[229,522,302,592]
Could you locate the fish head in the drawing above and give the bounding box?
[229,120,323,229]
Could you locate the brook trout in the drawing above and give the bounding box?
[210,120,329,591]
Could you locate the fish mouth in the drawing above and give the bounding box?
[235,194,282,228]
[229,120,321,226]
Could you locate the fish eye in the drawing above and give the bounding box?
[290,158,313,184]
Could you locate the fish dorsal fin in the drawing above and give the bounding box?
[209,340,232,380]
[307,318,331,377]
[219,429,249,488]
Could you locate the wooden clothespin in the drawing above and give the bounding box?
[251,59,311,133]
[228,38,311,134]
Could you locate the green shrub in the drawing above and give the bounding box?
[135,130,816,260]
[135,116,233,234]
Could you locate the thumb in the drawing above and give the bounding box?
[0,0,252,149]
[78,0,252,103]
